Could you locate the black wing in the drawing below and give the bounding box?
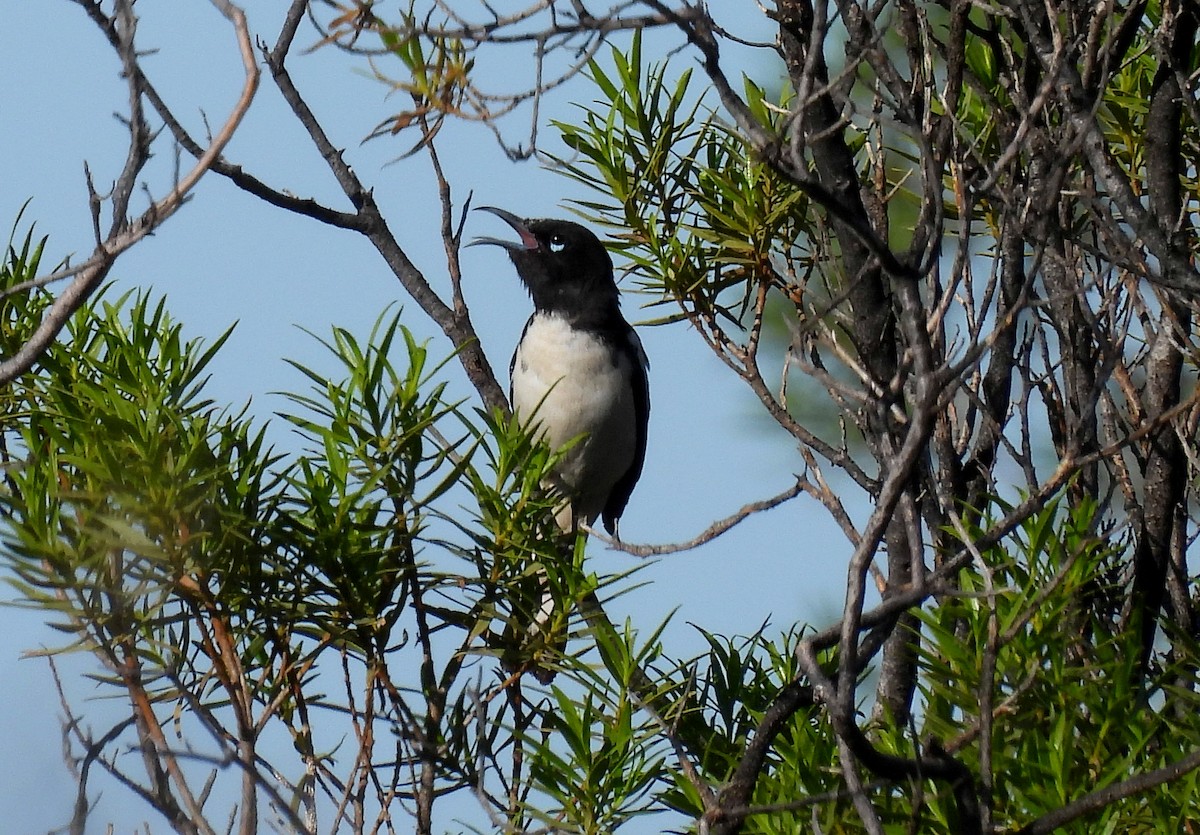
[601,326,650,536]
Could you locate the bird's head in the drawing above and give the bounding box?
[471,207,619,320]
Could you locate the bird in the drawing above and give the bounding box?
[472,206,649,539]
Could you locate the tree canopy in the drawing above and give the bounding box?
[3,1,1200,833]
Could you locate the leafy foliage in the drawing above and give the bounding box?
[554,33,814,332]
[8,0,1200,833]
[0,247,639,830]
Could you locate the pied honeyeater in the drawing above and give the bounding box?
[472,207,650,539]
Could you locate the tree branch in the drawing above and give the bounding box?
[0,0,259,386]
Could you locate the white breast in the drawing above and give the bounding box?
[511,313,637,527]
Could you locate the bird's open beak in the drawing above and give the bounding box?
[468,206,539,251]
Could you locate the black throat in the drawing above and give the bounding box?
[507,249,625,335]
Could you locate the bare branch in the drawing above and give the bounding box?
[0,0,259,385]
[586,479,805,556]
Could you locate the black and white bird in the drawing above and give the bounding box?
[473,207,649,538]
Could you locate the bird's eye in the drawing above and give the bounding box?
[548,235,567,253]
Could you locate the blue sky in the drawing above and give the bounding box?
[0,4,859,831]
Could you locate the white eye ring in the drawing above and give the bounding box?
[548,235,567,253]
